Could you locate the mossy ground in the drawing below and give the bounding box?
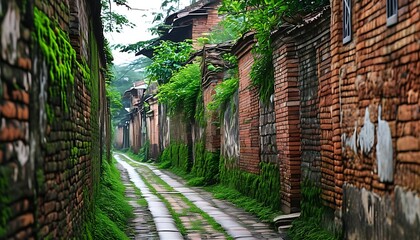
[84,158,133,239]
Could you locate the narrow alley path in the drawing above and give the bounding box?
[114,152,283,240]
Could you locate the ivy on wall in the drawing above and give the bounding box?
[218,0,329,102]
[157,63,201,120]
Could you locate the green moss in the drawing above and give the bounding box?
[33,7,91,123]
[159,143,191,173]
[0,168,11,238]
[219,157,281,210]
[36,169,45,190]
[190,141,220,185]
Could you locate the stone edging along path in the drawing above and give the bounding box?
[114,152,283,240]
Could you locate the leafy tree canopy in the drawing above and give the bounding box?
[157,63,201,120]
[146,40,194,85]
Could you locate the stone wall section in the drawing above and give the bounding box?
[259,99,278,164]
[295,19,330,183]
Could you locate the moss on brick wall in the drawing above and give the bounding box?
[219,157,281,210]
[191,141,220,185]
[160,143,191,173]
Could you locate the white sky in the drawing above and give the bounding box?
[105,0,192,65]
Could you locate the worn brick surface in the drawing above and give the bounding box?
[0,0,109,239]
[233,35,261,174]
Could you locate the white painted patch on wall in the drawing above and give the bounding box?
[376,106,394,182]
[14,140,29,167]
[396,186,420,225]
[1,1,20,65]
[358,108,375,155]
[343,123,358,153]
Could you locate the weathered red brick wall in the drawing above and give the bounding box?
[201,44,230,152]
[272,39,301,213]
[0,0,108,239]
[148,98,160,159]
[203,80,222,151]
[235,39,261,174]
[331,0,420,238]
[271,12,331,214]
[294,16,330,184]
[191,2,221,48]
[0,1,34,238]
[115,126,125,149]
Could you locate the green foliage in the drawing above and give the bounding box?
[157,63,201,120]
[251,49,274,103]
[288,181,341,240]
[219,158,281,210]
[207,16,247,44]
[125,141,150,163]
[191,141,220,185]
[101,0,135,33]
[194,89,206,127]
[186,177,206,186]
[89,158,133,239]
[207,77,239,111]
[146,40,193,85]
[106,84,123,117]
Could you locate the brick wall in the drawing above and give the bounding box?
[271,7,332,214]
[272,39,302,213]
[0,0,108,238]
[201,44,231,151]
[330,0,420,238]
[295,20,330,183]
[191,2,221,48]
[203,80,222,151]
[129,110,141,154]
[234,36,261,174]
[115,126,124,148]
[0,1,34,238]
[147,98,160,159]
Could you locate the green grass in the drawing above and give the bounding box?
[205,185,281,223]
[86,158,134,240]
[287,181,341,240]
